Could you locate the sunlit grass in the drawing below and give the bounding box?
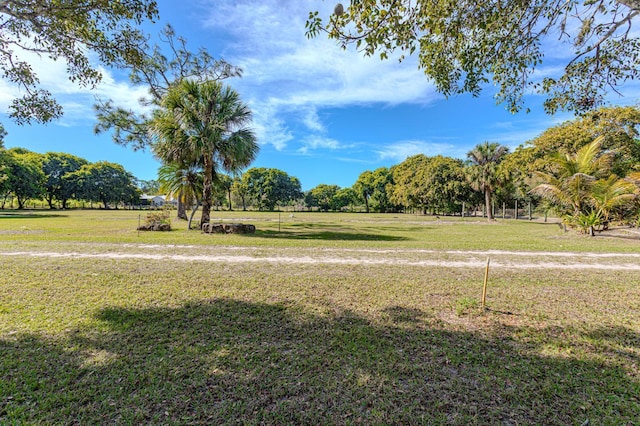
[1,209,639,423]
[1,208,638,252]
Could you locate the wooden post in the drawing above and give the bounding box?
[482,258,490,309]
[462,201,465,218]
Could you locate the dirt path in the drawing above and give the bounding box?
[2,244,640,270]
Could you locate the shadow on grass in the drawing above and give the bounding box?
[1,300,638,424]
[251,230,409,242]
[0,211,67,219]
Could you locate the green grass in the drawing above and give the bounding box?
[1,209,639,424]
[0,208,638,252]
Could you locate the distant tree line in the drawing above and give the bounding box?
[0,147,140,209]
[172,106,640,236]
[3,106,639,235]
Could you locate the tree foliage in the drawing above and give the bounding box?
[531,137,637,233]
[1,149,45,208]
[390,154,470,214]
[0,0,158,124]
[467,142,510,220]
[151,79,258,227]
[353,167,394,213]
[241,167,302,211]
[516,106,640,177]
[69,161,139,209]
[307,184,341,211]
[95,25,241,150]
[42,152,89,209]
[307,0,640,113]
[158,162,203,225]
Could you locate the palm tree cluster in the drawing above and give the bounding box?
[531,137,639,235]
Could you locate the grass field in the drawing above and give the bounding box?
[1,209,639,424]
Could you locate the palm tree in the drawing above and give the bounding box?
[531,136,637,234]
[591,175,637,227]
[152,80,258,227]
[466,142,509,220]
[158,163,204,229]
[531,137,612,216]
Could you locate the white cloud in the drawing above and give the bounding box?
[301,107,325,132]
[0,47,151,125]
[375,140,460,162]
[201,0,439,151]
[298,135,343,155]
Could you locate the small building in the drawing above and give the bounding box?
[139,194,174,207]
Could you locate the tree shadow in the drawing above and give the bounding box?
[0,211,68,219]
[251,229,409,242]
[1,299,638,424]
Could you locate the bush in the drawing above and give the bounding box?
[138,209,171,231]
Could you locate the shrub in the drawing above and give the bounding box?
[138,209,171,231]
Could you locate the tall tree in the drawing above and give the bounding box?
[95,25,241,150]
[333,187,358,212]
[42,152,89,209]
[3,150,45,209]
[0,0,158,124]
[307,0,640,113]
[232,175,250,211]
[308,184,340,211]
[218,174,234,211]
[353,170,375,213]
[388,155,428,211]
[151,80,258,226]
[138,179,161,195]
[390,154,469,214]
[516,106,640,177]
[70,162,139,209]
[241,168,302,211]
[467,142,509,220]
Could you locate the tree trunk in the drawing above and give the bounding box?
[227,189,233,211]
[364,196,370,213]
[200,155,213,228]
[177,197,187,220]
[485,188,493,220]
[187,199,201,230]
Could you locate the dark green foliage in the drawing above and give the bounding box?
[42,153,89,209]
[241,167,302,211]
[69,162,140,209]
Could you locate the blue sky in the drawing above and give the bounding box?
[2,0,639,191]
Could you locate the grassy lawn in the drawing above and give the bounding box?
[1,209,639,424]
